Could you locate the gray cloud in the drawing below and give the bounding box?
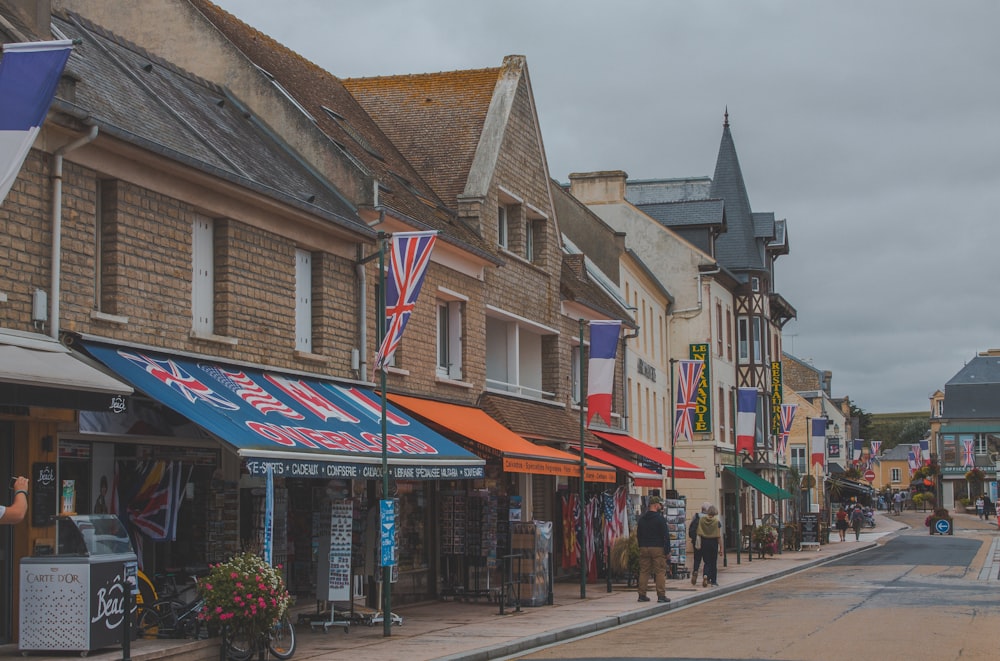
[212,0,1000,412]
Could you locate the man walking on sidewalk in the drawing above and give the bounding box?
[636,496,670,604]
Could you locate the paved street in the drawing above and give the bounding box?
[2,510,996,661]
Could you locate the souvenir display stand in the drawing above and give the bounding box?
[506,520,552,607]
[663,497,690,579]
[309,500,353,632]
[440,491,500,601]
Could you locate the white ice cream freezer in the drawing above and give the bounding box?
[19,514,137,654]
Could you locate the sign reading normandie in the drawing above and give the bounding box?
[770,361,783,436]
[689,344,711,433]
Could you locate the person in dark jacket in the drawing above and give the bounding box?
[636,496,670,603]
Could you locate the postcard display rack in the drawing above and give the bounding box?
[311,499,353,632]
[440,491,499,600]
[663,497,689,579]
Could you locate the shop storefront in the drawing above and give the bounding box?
[387,394,620,593]
[0,330,134,644]
[75,341,485,608]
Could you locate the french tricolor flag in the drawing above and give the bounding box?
[735,388,756,455]
[0,40,73,206]
[586,320,621,426]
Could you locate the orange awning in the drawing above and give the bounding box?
[389,394,616,482]
[583,448,663,488]
[591,430,706,479]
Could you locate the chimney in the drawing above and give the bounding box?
[568,171,629,205]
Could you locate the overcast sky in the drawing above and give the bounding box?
[212,0,1000,414]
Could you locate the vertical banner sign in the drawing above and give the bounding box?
[688,344,711,433]
[263,464,273,565]
[770,361,783,437]
[380,498,397,567]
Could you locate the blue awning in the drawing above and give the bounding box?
[83,342,484,481]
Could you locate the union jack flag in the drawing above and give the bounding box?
[373,231,437,375]
[673,359,704,443]
[870,440,881,463]
[125,460,191,543]
[962,439,975,468]
[907,445,920,476]
[776,403,797,457]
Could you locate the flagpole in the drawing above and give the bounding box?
[669,358,677,494]
[377,232,393,638]
[578,319,587,600]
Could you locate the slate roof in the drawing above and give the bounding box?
[51,11,365,233]
[187,0,496,261]
[479,392,602,447]
[943,354,1000,418]
[342,65,500,208]
[710,119,771,272]
[559,255,635,326]
[636,198,726,230]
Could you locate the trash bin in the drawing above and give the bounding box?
[19,514,137,654]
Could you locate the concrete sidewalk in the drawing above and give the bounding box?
[9,510,996,661]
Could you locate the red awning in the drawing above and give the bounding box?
[583,448,663,487]
[591,430,706,479]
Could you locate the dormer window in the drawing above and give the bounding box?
[751,276,760,292]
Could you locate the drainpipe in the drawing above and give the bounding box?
[620,326,640,434]
[667,266,721,319]
[355,208,386,379]
[50,124,99,340]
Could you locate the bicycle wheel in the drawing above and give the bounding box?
[134,604,162,640]
[141,600,184,638]
[268,613,296,659]
[225,627,256,661]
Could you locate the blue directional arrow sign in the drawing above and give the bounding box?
[934,518,951,535]
[380,499,397,567]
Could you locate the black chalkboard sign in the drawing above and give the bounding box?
[31,462,57,527]
[800,513,819,546]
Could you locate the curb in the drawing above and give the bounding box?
[441,541,878,661]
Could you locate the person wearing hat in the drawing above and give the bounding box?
[635,495,670,603]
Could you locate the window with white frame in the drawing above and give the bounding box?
[498,204,510,249]
[524,219,535,262]
[737,317,749,363]
[975,434,988,455]
[752,316,763,363]
[751,276,760,292]
[891,467,901,483]
[192,216,214,333]
[485,310,553,400]
[571,345,582,404]
[436,293,464,380]
[295,249,312,352]
[790,446,807,473]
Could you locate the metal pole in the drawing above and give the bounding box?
[734,441,741,565]
[578,319,586,599]
[377,232,392,638]
[669,358,677,494]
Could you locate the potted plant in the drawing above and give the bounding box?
[751,524,778,558]
[198,552,291,653]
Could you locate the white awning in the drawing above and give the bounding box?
[0,330,132,407]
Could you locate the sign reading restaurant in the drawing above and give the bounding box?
[689,344,711,433]
[770,361,783,436]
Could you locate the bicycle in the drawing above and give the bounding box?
[134,571,207,640]
[224,609,296,660]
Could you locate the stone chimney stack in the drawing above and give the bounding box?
[567,171,629,205]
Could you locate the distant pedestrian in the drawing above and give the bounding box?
[695,504,723,587]
[975,496,984,519]
[689,502,711,586]
[893,491,903,515]
[835,506,849,542]
[636,496,670,603]
[984,495,995,518]
[850,506,864,540]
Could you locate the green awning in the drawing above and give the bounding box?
[939,424,1000,434]
[724,466,793,500]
